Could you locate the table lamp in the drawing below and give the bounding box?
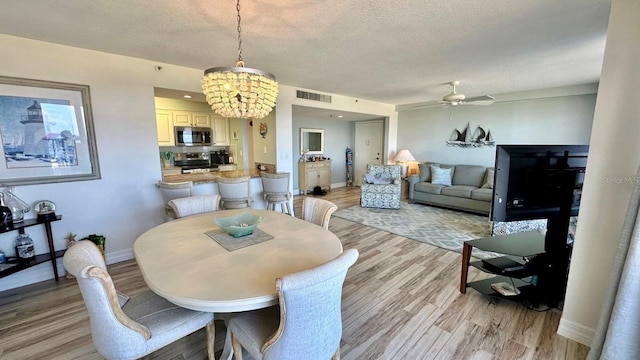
[394,149,415,177]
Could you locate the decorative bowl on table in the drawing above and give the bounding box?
[214,212,264,238]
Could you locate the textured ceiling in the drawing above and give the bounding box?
[0,0,610,106]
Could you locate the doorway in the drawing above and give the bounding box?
[354,120,384,186]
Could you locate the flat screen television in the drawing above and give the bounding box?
[490,144,589,307]
[492,145,589,224]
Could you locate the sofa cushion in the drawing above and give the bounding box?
[452,165,487,187]
[441,185,476,199]
[482,169,495,189]
[471,187,493,202]
[431,165,452,186]
[418,163,433,182]
[414,182,445,195]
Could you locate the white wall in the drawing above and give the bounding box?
[0,34,211,291]
[560,0,640,345]
[0,35,398,291]
[397,93,596,169]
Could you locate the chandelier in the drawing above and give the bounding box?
[201,0,279,119]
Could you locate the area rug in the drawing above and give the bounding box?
[333,202,500,259]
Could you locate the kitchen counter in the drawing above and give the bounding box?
[162,168,270,184]
[160,168,282,212]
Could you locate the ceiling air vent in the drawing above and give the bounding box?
[296,90,332,103]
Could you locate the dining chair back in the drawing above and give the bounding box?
[261,172,292,214]
[156,181,194,219]
[168,195,221,218]
[216,176,253,209]
[301,197,338,230]
[63,240,215,359]
[228,249,359,360]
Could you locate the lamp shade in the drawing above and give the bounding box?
[394,150,416,162]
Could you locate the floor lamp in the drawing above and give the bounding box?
[394,149,415,177]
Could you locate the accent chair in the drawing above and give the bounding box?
[360,164,402,209]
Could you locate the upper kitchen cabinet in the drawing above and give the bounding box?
[156,109,174,146]
[212,116,230,145]
[173,111,212,128]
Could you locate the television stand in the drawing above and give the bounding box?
[460,230,569,307]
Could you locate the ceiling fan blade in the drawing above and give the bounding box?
[463,95,495,105]
[396,100,446,111]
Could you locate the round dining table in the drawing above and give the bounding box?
[134,209,343,359]
[134,209,343,312]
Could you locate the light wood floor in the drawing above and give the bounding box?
[0,187,590,359]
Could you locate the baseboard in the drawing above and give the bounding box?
[558,317,595,346]
[106,248,134,265]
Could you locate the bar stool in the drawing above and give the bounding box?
[261,172,292,215]
[155,180,194,220]
[216,176,253,209]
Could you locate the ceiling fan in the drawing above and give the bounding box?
[412,81,495,109]
[440,81,495,106]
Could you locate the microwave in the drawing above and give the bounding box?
[175,126,212,146]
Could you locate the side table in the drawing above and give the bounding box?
[401,177,409,199]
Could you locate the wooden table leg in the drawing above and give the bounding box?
[43,222,59,281]
[460,242,472,293]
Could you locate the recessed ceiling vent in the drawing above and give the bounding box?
[296,90,332,103]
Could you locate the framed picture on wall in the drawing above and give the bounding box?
[0,76,101,185]
[232,130,239,140]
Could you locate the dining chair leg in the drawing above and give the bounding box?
[231,332,243,360]
[206,320,215,360]
[332,347,340,360]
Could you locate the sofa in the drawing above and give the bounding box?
[360,164,402,209]
[408,162,494,215]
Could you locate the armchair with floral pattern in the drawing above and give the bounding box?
[360,164,402,209]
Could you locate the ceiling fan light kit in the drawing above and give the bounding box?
[201,0,279,120]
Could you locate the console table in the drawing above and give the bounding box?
[0,215,64,281]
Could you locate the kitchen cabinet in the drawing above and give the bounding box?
[156,110,219,146]
[298,160,331,195]
[156,110,174,146]
[212,116,230,145]
[173,111,212,128]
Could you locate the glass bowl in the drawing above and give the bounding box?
[214,212,264,238]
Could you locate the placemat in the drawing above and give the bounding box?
[206,228,274,252]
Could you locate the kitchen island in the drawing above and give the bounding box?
[162,169,274,210]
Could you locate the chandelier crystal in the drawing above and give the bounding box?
[201,0,278,119]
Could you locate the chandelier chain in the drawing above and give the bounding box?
[236,0,243,62]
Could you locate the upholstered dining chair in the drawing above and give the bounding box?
[228,249,359,360]
[63,240,215,360]
[216,176,253,209]
[156,180,194,220]
[168,194,221,218]
[301,197,338,230]
[261,172,292,215]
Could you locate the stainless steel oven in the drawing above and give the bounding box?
[175,126,212,146]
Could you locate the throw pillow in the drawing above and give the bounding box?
[482,169,495,189]
[364,173,376,184]
[418,163,435,182]
[431,165,452,186]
